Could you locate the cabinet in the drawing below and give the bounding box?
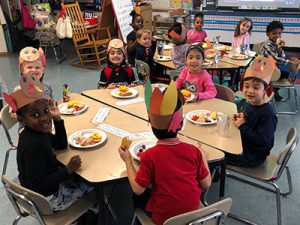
[153,14,191,39]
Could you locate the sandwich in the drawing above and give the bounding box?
[121,136,132,150]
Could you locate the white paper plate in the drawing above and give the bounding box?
[154,56,172,62]
[58,102,89,115]
[186,110,217,125]
[110,88,138,99]
[202,60,213,67]
[214,45,232,51]
[163,45,173,50]
[68,129,107,149]
[130,140,157,161]
[227,54,249,60]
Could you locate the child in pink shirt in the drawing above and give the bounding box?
[176,45,217,101]
[187,12,207,44]
[232,17,253,51]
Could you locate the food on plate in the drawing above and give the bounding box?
[206,53,215,59]
[136,144,147,157]
[74,132,102,146]
[210,111,217,120]
[181,89,191,98]
[118,86,133,96]
[191,111,218,123]
[202,43,208,48]
[66,100,85,111]
[121,136,132,149]
[231,54,248,59]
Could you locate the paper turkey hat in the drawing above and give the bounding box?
[244,55,276,84]
[3,74,44,112]
[144,80,184,132]
[168,23,187,45]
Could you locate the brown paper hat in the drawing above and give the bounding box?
[144,80,184,131]
[19,47,46,70]
[107,39,126,56]
[3,74,44,112]
[244,55,276,84]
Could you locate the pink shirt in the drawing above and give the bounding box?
[135,138,209,225]
[187,29,207,44]
[232,32,251,51]
[175,67,217,100]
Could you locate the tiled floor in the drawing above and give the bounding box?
[0,41,300,225]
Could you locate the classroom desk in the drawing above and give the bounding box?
[56,93,225,180]
[82,88,242,155]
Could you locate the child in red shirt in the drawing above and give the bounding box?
[118,81,211,225]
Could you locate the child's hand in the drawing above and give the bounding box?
[67,155,82,174]
[289,58,300,65]
[118,147,132,163]
[233,113,245,127]
[192,92,199,102]
[49,99,61,121]
[278,40,285,48]
[107,83,116,89]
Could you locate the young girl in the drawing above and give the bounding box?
[175,45,217,101]
[187,12,207,44]
[16,47,53,99]
[3,77,94,213]
[232,17,253,51]
[168,22,190,71]
[127,10,144,66]
[98,39,135,89]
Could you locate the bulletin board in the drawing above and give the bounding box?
[99,0,133,43]
[152,0,170,10]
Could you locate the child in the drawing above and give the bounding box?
[135,29,165,83]
[98,39,135,89]
[17,47,53,99]
[232,17,253,51]
[226,56,278,167]
[127,10,144,66]
[118,80,211,225]
[187,12,207,44]
[175,45,217,102]
[3,76,94,213]
[168,22,190,71]
[261,21,300,100]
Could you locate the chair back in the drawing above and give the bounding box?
[2,175,53,216]
[64,2,90,43]
[215,84,235,103]
[36,31,60,47]
[163,198,232,225]
[271,67,281,82]
[276,128,298,178]
[0,104,18,147]
[169,70,181,81]
[135,59,150,81]
[252,42,265,54]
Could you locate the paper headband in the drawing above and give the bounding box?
[144,80,184,132]
[107,39,126,56]
[168,24,186,44]
[3,74,44,112]
[244,55,276,84]
[19,47,46,70]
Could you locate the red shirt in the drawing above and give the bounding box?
[135,138,209,225]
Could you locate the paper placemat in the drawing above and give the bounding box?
[97,123,131,137]
[129,131,156,140]
[91,107,110,125]
[115,97,144,106]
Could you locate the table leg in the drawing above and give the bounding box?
[95,185,105,225]
[220,161,226,198]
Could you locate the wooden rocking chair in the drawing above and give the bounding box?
[63,2,111,69]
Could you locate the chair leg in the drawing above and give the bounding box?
[281,166,293,196]
[12,215,21,225]
[271,182,282,225]
[130,214,137,225]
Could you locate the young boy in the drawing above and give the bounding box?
[118,80,211,225]
[168,22,190,71]
[18,47,53,99]
[135,29,165,83]
[187,12,207,44]
[226,56,278,167]
[261,21,300,100]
